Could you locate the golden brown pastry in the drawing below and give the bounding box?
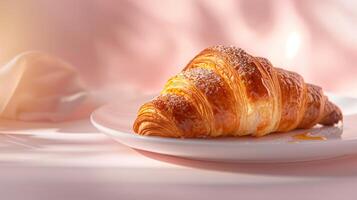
[133,46,342,138]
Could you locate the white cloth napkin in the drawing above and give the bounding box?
[0,52,92,122]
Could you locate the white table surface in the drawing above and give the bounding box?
[0,118,357,200]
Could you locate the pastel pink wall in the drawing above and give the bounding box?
[0,0,356,95]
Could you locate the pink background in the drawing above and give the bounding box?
[0,1,356,199]
[0,0,356,95]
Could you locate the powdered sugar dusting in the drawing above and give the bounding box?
[210,45,269,100]
[182,68,224,96]
[210,45,252,69]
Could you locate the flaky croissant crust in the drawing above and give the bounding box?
[133,46,342,138]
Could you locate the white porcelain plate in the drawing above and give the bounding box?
[91,94,357,163]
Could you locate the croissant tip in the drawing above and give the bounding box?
[320,104,343,126]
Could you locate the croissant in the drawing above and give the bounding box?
[133,46,342,138]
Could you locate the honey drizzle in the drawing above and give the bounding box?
[293,132,327,141]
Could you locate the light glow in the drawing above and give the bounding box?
[285,31,302,60]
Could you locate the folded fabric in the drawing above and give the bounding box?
[0,52,91,122]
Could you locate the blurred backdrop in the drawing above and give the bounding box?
[0,0,356,96]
